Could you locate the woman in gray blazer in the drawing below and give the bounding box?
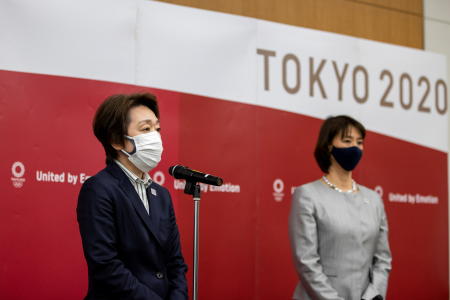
[288,115,392,300]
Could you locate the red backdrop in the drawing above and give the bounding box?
[0,70,448,299]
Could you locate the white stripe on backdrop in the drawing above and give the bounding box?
[0,0,447,151]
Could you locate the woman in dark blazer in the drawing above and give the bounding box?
[288,115,392,300]
[77,93,188,300]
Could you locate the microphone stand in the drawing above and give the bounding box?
[184,180,201,300]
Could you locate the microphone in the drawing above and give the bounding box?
[169,165,223,186]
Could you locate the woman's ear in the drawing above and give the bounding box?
[111,135,126,151]
[111,143,123,151]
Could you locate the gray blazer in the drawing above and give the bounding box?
[288,180,392,300]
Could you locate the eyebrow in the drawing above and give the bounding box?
[137,119,160,126]
[342,134,363,139]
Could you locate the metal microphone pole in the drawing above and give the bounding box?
[184,181,201,300]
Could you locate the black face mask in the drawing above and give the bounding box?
[331,146,363,171]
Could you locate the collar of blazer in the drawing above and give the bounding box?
[105,162,163,247]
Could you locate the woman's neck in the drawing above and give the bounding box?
[116,153,145,179]
[325,164,353,190]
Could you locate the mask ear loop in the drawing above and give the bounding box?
[121,135,137,156]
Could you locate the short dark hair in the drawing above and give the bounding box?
[314,115,366,173]
[92,92,159,164]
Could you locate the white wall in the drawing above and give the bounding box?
[423,0,450,297]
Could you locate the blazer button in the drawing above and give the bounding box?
[156,272,164,279]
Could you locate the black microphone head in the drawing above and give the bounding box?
[169,164,222,186]
[168,165,181,176]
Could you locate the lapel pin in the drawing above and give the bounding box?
[151,188,157,196]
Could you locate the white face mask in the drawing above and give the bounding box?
[121,131,163,173]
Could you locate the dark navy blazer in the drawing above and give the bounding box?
[77,162,188,300]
